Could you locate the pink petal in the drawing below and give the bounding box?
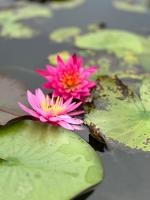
[35,69,50,77]
[26,90,48,117]
[63,97,73,106]
[46,65,56,74]
[42,82,52,89]
[87,81,96,88]
[27,90,39,109]
[52,90,60,97]
[58,121,74,130]
[72,54,77,64]
[18,102,39,118]
[67,101,82,112]
[69,110,84,116]
[49,116,59,122]
[57,55,66,68]
[84,66,97,78]
[67,54,75,65]
[72,125,84,130]
[77,56,83,68]
[57,115,83,124]
[39,116,48,122]
[35,88,45,103]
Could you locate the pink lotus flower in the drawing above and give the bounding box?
[36,54,96,101]
[18,89,84,130]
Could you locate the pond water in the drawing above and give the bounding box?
[0,0,150,199]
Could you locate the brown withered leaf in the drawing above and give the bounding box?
[0,74,27,125]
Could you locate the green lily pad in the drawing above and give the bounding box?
[113,0,148,13]
[51,0,85,10]
[50,27,81,43]
[85,76,150,151]
[75,30,145,56]
[0,5,52,38]
[75,29,150,73]
[0,120,103,200]
[48,51,71,65]
[74,49,144,85]
[87,23,100,32]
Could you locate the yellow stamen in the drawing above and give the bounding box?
[41,96,64,116]
[41,96,50,112]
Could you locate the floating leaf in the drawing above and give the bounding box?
[50,27,81,43]
[67,49,143,91]
[0,5,52,38]
[48,51,71,65]
[0,75,27,125]
[51,0,85,10]
[0,120,103,199]
[85,76,150,151]
[140,78,150,111]
[75,30,144,56]
[75,30,150,72]
[0,22,34,38]
[16,5,52,19]
[87,23,100,32]
[113,0,148,13]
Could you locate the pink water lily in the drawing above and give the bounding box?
[18,89,84,130]
[36,54,97,101]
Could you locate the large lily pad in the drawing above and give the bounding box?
[0,120,103,200]
[0,75,27,125]
[85,77,150,151]
[75,30,150,72]
[75,30,145,56]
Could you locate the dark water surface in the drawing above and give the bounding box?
[0,0,150,199]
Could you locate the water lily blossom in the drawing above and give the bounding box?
[36,54,97,101]
[18,89,84,130]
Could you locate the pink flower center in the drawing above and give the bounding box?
[60,72,81,91]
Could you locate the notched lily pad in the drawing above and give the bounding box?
[85,76,150,151]
[50,27,81,43]
[0,120,103,200]
[0,75,27,125]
